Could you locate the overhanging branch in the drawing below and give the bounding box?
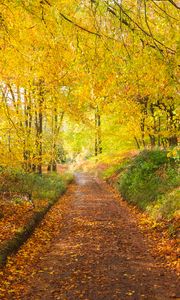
[60,13,101,37]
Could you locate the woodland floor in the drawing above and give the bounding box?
[0,173,179,300]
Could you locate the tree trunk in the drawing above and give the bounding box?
[134,137,140,149]
[95,107,102,156]
[34,79,44,175]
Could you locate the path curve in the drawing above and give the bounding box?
[24,173,179,300]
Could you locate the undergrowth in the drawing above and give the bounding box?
[103,150,179,225]
[117,150,179,212]
[0,167,73,205]
[101,159,130,179]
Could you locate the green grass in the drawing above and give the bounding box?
[117,150,179,209]
[147,189,180,221]
[0,167,73,204]
[115,150,180,220]
[101,159,130,180]
[31,173,66,202]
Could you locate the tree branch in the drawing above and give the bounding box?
[60,13,101,37]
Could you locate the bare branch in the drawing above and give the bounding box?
[60,13,101,37]
[167,0,180,9]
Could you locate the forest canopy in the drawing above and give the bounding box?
[0,0,179,171]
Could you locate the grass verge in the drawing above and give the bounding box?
[102,150,180,235]
[0,169,73,267]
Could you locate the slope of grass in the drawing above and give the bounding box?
[101,150,179,227]
[117,150,179,211]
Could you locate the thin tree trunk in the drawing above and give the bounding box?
[95,107,102,156]
[134,137,140,149]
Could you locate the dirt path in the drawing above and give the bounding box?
[8,173,180,299]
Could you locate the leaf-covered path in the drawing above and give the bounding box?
[1,173,179,299]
